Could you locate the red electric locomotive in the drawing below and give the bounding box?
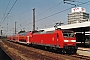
[26,28,77,54]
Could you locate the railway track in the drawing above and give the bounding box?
[1,40,90,60]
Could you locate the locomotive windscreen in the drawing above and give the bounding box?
[62,30,75,38]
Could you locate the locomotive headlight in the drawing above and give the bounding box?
[64,40,76,42]
[71,40,76,42]
[64,40,68,42]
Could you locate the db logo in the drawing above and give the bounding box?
[73,8,79,11]
[72,7,85,12]
[82,8,85,11]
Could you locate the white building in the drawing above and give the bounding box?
[68,7,89,24]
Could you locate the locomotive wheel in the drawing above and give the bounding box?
[27,43,30,45]
[73,50,77,54]
[57,48,62,54]
[62,49,66,54]
[45,46,47,50]
[66,50,70,54]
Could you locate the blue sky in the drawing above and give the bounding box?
[0,0,90,35]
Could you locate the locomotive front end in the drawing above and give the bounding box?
[62,30,78,54]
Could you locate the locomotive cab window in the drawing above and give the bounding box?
[62,30,75,38]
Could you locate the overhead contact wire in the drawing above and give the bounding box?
[0,0,18,27]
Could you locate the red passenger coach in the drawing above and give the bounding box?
[18,32,27,42]
[31,28,77,54]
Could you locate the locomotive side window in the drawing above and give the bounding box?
[19,32,28,36]
[33,30,45,34]
[35,31,54,34]
[63,31,75,38]
[46,31,54,34]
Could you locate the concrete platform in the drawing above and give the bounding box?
[77,47,90,57]
[78,47,90,51]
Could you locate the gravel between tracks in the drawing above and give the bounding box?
[0,40,82,60]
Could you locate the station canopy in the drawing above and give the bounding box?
[41,21,90,32]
